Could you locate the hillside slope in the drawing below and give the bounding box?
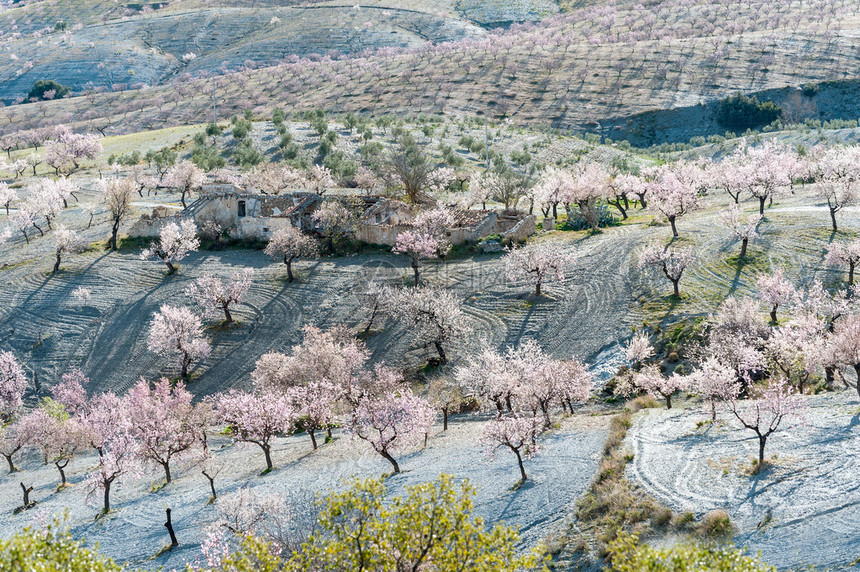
[3,0,860,144]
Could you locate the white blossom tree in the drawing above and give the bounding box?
[141,219,200,274]
[147,304,211,379]
[504,241,570,297]
[186,268,253,324]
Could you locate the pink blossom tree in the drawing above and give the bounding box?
[44,126,102,175]
[164,160,204,209]
[687,357,741,421]
[632,365,686,409]
[728,378,806,465]
[87,429,137,515]
[147,304,211,379]
[393,230,446,287]
[126,378,202,483]
[826,313,860,398]
[211,389,295,471]
[825,240,860,286]
[350,372,435,474]
[428,376,463,431]
[720,204,761,258]
[480,414,541,483]
[141,218,200,274]
[0,418,34,473]
[625,333,654,371]
[186,268,253,324]
[0,183,17,215]
[504,241,570,297]
[20,406,87,487]
[765,314,826,394]
[816,146,860,231]
[638,243,694,297]
[645,164,701,237]
[289,380,339,450]
[757,269,795,323]
[744,142,796,216]
[0,351,26,424]
[52,224,85,273]
[264,227,318,283]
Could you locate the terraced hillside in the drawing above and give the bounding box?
[3,0,860,145]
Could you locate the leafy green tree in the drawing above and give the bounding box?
[286,475,544,572]
[28,80,70,101]
[607,533,775,572]
[0,520,126,571]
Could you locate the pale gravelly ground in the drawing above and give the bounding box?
[625,390,860,571]
[0,414,608,570]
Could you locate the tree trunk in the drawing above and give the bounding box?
[285,255,295,283]
[740,237,748,258]
[20,230,28,244]
[770,304,778,324]
[669,215,678,238]
[513,447,527,482]
[309,428,318,450]
[206,473,217,501]
[56,460,68,486]
[165,508,179,547]
[442,407,448,431]
[759,196,766,215]
[181,190,188,209]
[110,219,120,250]
[381,449,400,474]
[535,277,542,297]
[223,304,233,324]
[163,461,172,484]
[181,356,189,379]
[20,482,32,506]
[4,453,16,473]
[854,365,860,399]
[412,258,420,287]
[830,207,838,231]
[103,480,112,513]
[262,444,273,470]
[53,252,62,273]
[758,435,767,464]
[665,394,672,409]
[433,341,447,364]
[166,261,177,275]
[671,278,680,297]
[850,261,855,286]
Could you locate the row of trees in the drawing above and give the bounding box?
[617,271,860,463]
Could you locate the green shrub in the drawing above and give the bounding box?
[607,532,775,571]
[0,520,127,571]
[27,79,71,101]
[716,92,782,128]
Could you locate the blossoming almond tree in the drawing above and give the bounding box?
[504,241,570,297]
[480,415,542,484]
[825,239,860,286]
[638,243,694,297]
[350,372,435,474]
[211,389,295,471]
[141,219,200,275]
[826,312,860,398]
[687,357,741,421]
[126,378,202,483]
[263,227,318,282]
[632,365,686,409]
[757,269,795,323]
[645,165,700,238]
[720,204,761,258]
[392,230,445,287]
[383,287,471,364]
[728,377,806,465]
[100,177,137,251]
[186,268,253,324]
[816,146,860,231]
[164,160,204,209]
[52,224,86,273]
[147,304,211,379]
[0,352,26,425]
